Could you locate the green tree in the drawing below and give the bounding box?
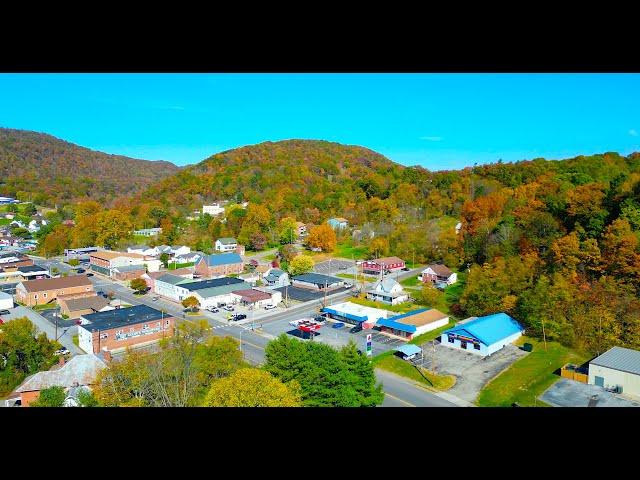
[202,368,301,407]
[77,389,99,407]
[279,217,298,244]
[31,386,66,407]
[68,258,80,267]
[22,203,37,216]
[339,341,384,407]
[288,255,314,276]
[159,252,170,268]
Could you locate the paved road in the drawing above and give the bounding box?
[376,369,457,407]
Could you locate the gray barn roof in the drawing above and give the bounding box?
[590,346,640,376]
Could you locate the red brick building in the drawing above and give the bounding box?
[77,304,175,354]
[194,253,244,278]
[361,256,406,275]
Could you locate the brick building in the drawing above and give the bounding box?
[77,304,176,354]
[194,253,244,278]
[361,256,405,275]
[89,250,161,277]
[15,275,95,307]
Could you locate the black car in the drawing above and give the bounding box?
[76,268,86,274]
[350,325,363,334]
[86,273,94,277]
[231,314,247,321]
[0,309,10,315]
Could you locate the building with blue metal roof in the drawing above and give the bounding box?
[377,308,449,340]
[441,312,525,356]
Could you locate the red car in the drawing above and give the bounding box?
[0,318,4,325]
[75,319,82,325]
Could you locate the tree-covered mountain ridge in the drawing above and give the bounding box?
[0,128,180,205]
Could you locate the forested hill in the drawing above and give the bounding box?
[0,128,180,205]
[140,139,416,218]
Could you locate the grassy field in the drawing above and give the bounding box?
[444,274,466,305]
[374,355,455,391]
[476,336,590,407]
[334,241,368,260]
[169,262,195,270]
[349,296,417,313]
[400,276,421,288]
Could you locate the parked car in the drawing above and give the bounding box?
[349,324,363,334]
[86,273,94,277]
[223,305,234,312]
[0,309,10,315]
[231,314,247,321]
[96,290,105,297]
[54,347,70,356]
[264,304,277,310]
[206,306,220,313]
[75,268,85,274]
[152,296,159,301]
[75,319,82,325]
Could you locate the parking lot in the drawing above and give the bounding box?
[413,341,529,403]
[313,259,354,275]
[540,378,640,407]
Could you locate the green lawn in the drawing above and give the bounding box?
[476,336,590,407]
[336,273,372,283]
[72,335,79,347]
[264,253,277,261]
[400,276,421,288]
[349,296,417,313]
[334,241,369,260]
[444,274,466,306]
[169,262,195,270]
[409,321,456,346]
[0,218,10,225]
[374,355,455,391]
[32,302,58,311]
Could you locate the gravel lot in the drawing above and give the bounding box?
[415,341,528,403]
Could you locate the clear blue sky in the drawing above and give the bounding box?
[1,73,639,170]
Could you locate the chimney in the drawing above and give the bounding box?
[102,349,112,363]
[58,355,65,367]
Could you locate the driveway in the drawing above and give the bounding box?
[540,378,640,407]
[415,341,528,403]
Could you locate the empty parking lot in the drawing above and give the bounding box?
[313,259,354,275]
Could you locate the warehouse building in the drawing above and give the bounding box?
[588,346,640,399]
[441,312,525,357]
[376,308,449,340]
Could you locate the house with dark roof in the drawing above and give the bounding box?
[194,252,244,278]
[77,304,176,354]
[441,313,525,356]
[588,346,640,398]
[420,264,457,286]
[0,264,49,282]
[291,273,344,291]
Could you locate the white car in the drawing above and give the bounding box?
[223,305,234,312]
[264,304,277,310]
[54,347,70,356]
[207,306,220,313]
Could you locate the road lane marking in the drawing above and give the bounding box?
[384,392,416,407]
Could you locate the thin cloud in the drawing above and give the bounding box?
[419,136,442,142]
[630,129,638,137]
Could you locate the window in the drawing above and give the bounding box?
[43,293,47,298]
[474,343,480,350]
[448,335,454,344]
[166,320,170,326]
[34,294,38,299]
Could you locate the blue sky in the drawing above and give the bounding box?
[0,73,639,170]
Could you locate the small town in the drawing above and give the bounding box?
[1,73,639,409]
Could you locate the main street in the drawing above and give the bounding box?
[87,274,458,407]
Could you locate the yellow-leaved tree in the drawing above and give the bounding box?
[202,368,301,407]
[306,224,337,252]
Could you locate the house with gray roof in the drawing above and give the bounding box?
[13,354,106,407]
[264,268,289,288]
[366,277,409,305]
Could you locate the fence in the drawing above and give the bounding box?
[560,363,589,383]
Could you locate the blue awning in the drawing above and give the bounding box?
[395,344,422,356]
[377,317,417,333]
[321,307,368,323]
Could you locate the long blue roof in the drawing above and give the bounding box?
[322,306,368,323]
[443,313,524,346]
[202,253,243,266]
[376,317,417,333]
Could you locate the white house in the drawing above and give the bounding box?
[215,238,238,252]
[133,228,162,237]
[128,246,159,257]
[366,278,409,305]
[171,245,191,256]
[202,203,226,216]
[419,264,457,286]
